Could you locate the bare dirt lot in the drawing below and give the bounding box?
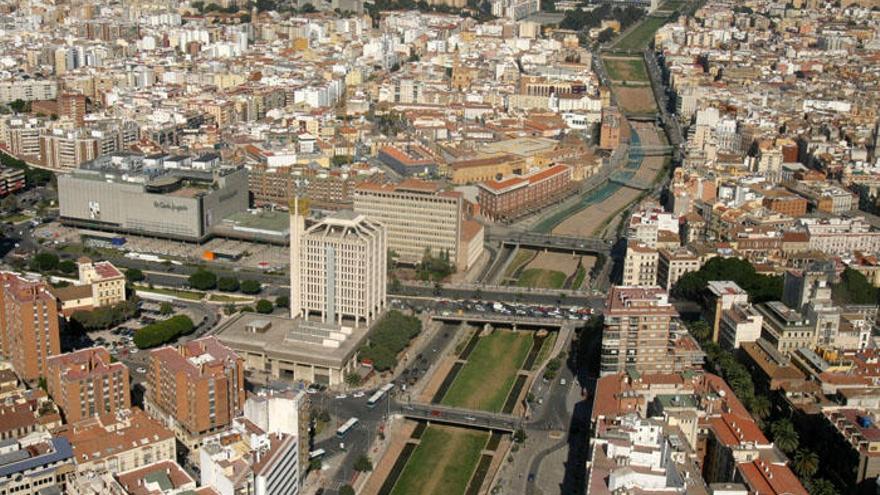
[614,86,658,114]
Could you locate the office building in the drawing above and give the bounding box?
[58,161,249,243]
[0,434,74,495]
[57,407,176,474]
[355,179,484,270]
[200,417,300,495]
[290,207,386,328]
[145,337,245,451]
[600,286,678,375]
[622,244,659,286]
[0,79,58,103]
[0,272,61,381]
[45,347,130,423]
[477,164,573,222]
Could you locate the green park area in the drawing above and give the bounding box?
[517,268,566,289]
[614,16,668,50]
[605,58,650,82]
[390,426,488,495]
[442,331,533,412]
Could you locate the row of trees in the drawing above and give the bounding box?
[359,310,421,371]
[416,248,454,282]
[71,299,140,331]
[831,267,878,305]
[134,315,194,349]
[188,269,262,294]
[0,149,53,188]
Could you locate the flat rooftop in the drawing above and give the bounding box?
[214,313,371,368]
[220,210,290,234]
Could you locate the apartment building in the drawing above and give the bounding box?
[244,389,310,483]
[599,106,622,150]
[819,408,880,493]
[708,281,750,343]
[39,129,99,170]
[290,207,386,328]
[718,303,763,349]
[45,347,130,423]
[57,407,176,474]
[621,244,658,286]
[354,179,483,270]
[0,79,58,103]
[754,301,816,356]
[0,166,25,196]
[477,164,573,222]
[0,273,61,381]
[600,286,678,375]
[200,417,300,495]
[145,337,245,450]
[59,93,87,126]
[657,247,701,291]
[0,434,74,495]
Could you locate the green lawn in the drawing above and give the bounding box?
[570,265,587,290]
[442,331,533,412]
[207,293,252,303]
[614,16,668,50]
[1,213,31,224]
[605,58,649,82]
[503,248,536,281]
[517,268,566,289]
[135,285,205,301]
[533,332,558,371]
[390,426,488,495]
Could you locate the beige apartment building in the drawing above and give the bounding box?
[290,207,386,328]
[622,244,659,286]
[354,179,483,270]
[0,272,61,381]
[657,247,701,291]
[600,286,678,376]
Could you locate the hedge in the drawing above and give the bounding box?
[134,315,194,349]
[359,310,421,371]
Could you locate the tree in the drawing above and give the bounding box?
[255,299,274,314]
[188,269,217,290]
[30,252,59,272]
[133,315,194,348]
[159,302,174,315]
[771,419,799,453]
[300,2,317,12]
[598,27,616,44]
[8,99,28,113]
[339,485,355,495]
[748,395,771,421]
[673,257,782,306]
[126,268,145,283]
[275,295,289,308]
[331,155,353,167]
[240,279,262,294]
[1,194,18,212]
[807,478,838,495]
[192,1,205,11]
[58,260,77,274]
[217,277,240,292]
[832,267,878,305]
[37,376,47,392]
[513,428,527,443]
[344,372,362,387]
[309,458,322,472]
[353,454,373,472]
[390,276,403,293]
[793,449,819,479]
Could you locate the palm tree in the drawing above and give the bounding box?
[808,478,838,495]
[749,395,771,421]
[793,449,819,478]
[772,419,799,454]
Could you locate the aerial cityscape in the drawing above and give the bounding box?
[0,0,878,494]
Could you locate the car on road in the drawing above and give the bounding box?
[465,416,476,422]
[136,367,146,374]
[560,379,567,386]
[335,394,348,400]
[352,391,365,398]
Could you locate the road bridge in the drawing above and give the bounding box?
[431,312,576,328]
[486,228,612,255]
[397,402,520,432]
[631,145,673,157]
[608,173,652,191]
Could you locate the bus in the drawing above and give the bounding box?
[366,383,395,408]
[336,417,359,438]
[309,449,326,460]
